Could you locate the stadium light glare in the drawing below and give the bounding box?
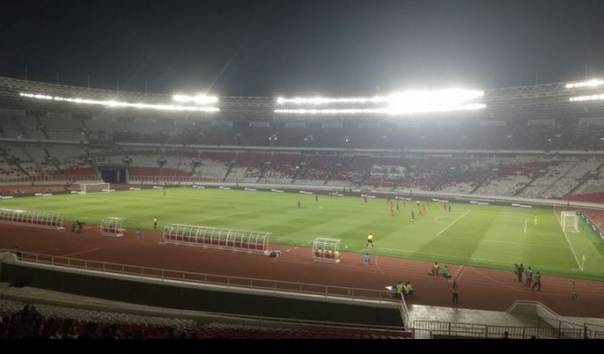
[566,79,604,89]
[20,93,53,100]
[20,92,220,112]
[275,108,384,115]
[275,89,485,115]
[384,89,484,115]
[276,96,387,105]
[569,93,604,102]
[275,103,486,115]
[172,94,219,105]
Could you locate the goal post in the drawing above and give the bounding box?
[81,183,111,194]
[561,211,579,233]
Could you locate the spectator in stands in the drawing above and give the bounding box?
[452,281,459,305]
[531,271,541,291]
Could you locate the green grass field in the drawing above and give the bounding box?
[2,187,604,280]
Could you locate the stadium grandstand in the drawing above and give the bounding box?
[3,0,604,342]
[2,74,604,339]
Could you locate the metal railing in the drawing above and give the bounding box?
[400,295,410,328]
[1,249,395,303]
[413,319,553,339]
[412,319,604,339]
[507,300,604,339]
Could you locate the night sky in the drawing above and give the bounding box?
[1,0,604,96]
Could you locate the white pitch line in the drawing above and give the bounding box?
[436,210,471,236]
[524,219,528,234]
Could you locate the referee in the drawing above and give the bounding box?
[367,233,374,248]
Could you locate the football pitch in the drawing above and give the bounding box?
[2,187,604,280]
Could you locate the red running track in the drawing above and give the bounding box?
[1,223,603,318]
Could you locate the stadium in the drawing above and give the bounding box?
[2,0,604,340]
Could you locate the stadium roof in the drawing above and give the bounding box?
[2,75,604,118]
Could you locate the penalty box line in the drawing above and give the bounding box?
[436,210,471,236]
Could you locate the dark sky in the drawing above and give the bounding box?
[1,0,604,96]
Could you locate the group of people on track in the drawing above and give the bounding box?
[429,261,451,279]
[514,263,542,291]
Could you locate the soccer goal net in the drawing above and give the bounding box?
[561,211,579,233]
[80,183,111,194]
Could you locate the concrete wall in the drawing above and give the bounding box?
[0,260,403,329]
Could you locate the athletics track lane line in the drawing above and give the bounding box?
[60,248,100,257]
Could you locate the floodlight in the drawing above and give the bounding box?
[566,79,604,89]
[276,96,387,105]
[383,89,484,115]
[274,88,485,115]
[172,94,219,105]
[20,93,52,100]
[274,108,384,115]
[569,94,604,102]
[20,92,220,112]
